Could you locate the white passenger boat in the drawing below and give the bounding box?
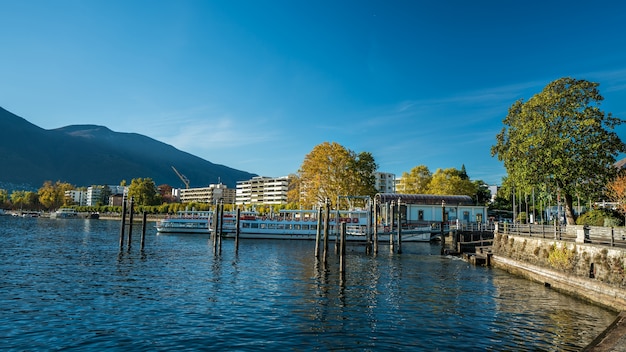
[157,207,437,242]
[50,208,78,219]
[218,209,436,242]
[156,210,212,234]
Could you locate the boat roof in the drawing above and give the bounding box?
[375,193,474,206]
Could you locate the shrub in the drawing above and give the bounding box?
[576,208,622,226]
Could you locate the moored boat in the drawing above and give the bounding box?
[156,210,213,234]
[50,208,78,219]
[219,209,436,242]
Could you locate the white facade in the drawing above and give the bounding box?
[375,172,396,193]
[376,193,487,225]
[236,176,289,205]
[488,185,499,203]
[86,185,127,206]
[65,190,87,206]
[179,184,236,204]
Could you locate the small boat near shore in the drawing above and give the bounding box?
[50,208,78,219]
[156,210,212,234]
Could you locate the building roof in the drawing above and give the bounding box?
[375,193,474,206]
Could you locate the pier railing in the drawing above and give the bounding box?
[496,222,626,249]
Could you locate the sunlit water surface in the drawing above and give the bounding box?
[0,216,616,351]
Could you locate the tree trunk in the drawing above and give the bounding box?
[563,193,577,225]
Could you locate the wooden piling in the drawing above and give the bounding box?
[235,208,240,252]
[217,201,224,253]
[140,211,147,251]
[339,221,347,274]
[119,196,127,249]
[127,197,134,249]
[314,207,322,258]
[211,206,218,250]
[334,210,340,255]
[397,199,402,254]
[389,202,394,253]
[373,199,378,254]
[441,201,446,255]
[366,201,372,254]
[323,202,330,265]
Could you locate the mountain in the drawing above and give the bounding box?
[0,107,257,190]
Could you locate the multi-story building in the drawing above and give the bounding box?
[236,176,289,205]
[65,189,87,206]
[179,184,236,204]
[86,185,127,206]
[488,185,499,203]
[374,172,396,193]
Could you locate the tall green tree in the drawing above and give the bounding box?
[348,151,378,197]
[398,165,432,194]
[491,77,626,224]
[298,142,377,208]
[473,180,491,205]
[128,178,162,206]
[428,168,476,196]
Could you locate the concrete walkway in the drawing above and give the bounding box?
[583,311,626,351]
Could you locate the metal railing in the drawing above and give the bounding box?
[496,222,626,249]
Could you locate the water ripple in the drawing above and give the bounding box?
[0,216,616,351]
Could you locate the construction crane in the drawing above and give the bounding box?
[171,166,190,189]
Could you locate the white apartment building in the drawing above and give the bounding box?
[86,185,127,206]
[236,176,289,205]
[65,190,87,206]
[375,172,396,193]
[179,184,236,204]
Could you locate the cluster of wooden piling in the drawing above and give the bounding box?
[118,196,149,251]
[210,200,241,255]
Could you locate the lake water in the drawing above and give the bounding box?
[0,216,617,351]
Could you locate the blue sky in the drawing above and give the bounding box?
[2,1,626,186]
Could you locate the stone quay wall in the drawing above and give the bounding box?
[490,226,626,312]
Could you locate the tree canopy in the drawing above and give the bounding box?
[397,165,481,201]
[38,181,74,210]
[491,77,626,224]
[606,172,626,224]
[127,177,162,206]
[397,165,432,194]
[297,142,378,208]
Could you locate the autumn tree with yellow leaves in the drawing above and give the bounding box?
[606,172,626,223]
[296,142,377,208]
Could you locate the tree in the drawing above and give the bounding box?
[298,142,377,208]
[0,189,8,207]
[38,181,74,210]
[11,190,38,210]
[348,152,378,197]
[398,165,432,194]
[286,174,301,205]
[99,185,112,206]
[428,168,476,196]
[127,178,162,206]
[606,173,626,224]
[492,77,626,225]
[473,180,491,205]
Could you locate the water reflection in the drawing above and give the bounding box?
[0,216,616,351]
